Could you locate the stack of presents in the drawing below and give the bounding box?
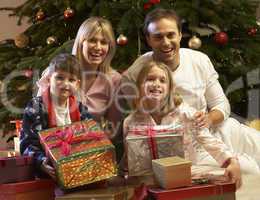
[0,119,236,200]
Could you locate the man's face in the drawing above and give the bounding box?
[146,18,182,65]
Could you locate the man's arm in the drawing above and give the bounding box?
[195,55,230,128]
[194,109,224,128]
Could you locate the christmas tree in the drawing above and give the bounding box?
[0,0,259,133]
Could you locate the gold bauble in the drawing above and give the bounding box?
[14,33,29,48]
[46,36,57,45]
[188,36,202,49]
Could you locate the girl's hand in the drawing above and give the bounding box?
[41,158,56,180]
[194,111,212,129]
[224,158,242,189]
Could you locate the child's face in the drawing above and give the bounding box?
[140,66,169,105]
[82,31,109,69]
[49,69,79,101]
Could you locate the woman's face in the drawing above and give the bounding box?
[140,66,169,110]
[82,31,109,70]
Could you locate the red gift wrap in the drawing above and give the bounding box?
[0,153,34,184]
[149,181,236,200]
[0,179,55,200]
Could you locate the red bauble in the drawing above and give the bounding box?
[150,0,160,4]
[248,28,257,36]
[36,9,45,21]
[143,3,152,10]
[24,69,33,78]
[64,7,75,19]
[117,34,128,46]
[214,32,228,46]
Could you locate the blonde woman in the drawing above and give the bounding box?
[72,17,122,135]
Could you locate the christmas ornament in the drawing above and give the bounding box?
[64,7,75,19]
[143,3,152,10]
[36,9,45,21]
[214,32,228,46]
[14,33,29,48]
[46,36,57,45]
[150,0,160,4]
[24,69,33,78]
[188,36,202,49]
[248,28,257,36]
[117,34,128,46]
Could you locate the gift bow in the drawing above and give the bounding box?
[43,127,105,156]
[129,126,158,159]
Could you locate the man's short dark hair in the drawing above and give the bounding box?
[143,8,182,36]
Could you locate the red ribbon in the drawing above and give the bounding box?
[43,127,105,156]
[129,126,158,159]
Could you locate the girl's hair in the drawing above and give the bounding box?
[48,53,81,78]
[135,60,182,115]
[72,17,116,74]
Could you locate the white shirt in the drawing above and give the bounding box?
[122,48,231,120]
[53,101,71,126]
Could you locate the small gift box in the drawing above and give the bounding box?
[39,119,117,189]
[125,124,184,176]
[152,156,192,189]
[0,179,55,200]
[0,151,34,184]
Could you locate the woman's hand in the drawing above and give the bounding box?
[41,157,56,180]
[224,158,242,189]
[194,111,212,129]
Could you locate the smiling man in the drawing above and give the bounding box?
[121,8,260,177]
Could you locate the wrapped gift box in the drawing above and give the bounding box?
[152,156,192,189]
[39,119,117,189]
[148,181,236,200]
[0,150,34,184]
[55,186,132,200]
[125,124,184,176]
[0,179,55,200]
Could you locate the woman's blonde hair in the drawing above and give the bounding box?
[135,60,182,115]
[72,17,116,74]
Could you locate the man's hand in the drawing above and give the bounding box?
[224,158,242,189]
[194,111,212,129]
[41,158,56,180]
[194,109,225,129]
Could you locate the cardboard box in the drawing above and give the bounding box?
[152,156,192,189]
[39,119,117,189]
[0,179,55,200]
[148,181,236,200]
[0,151,34,184]
[126,124,184,176]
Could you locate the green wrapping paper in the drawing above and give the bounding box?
[126,124,184,176]
[39,119,117,189]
